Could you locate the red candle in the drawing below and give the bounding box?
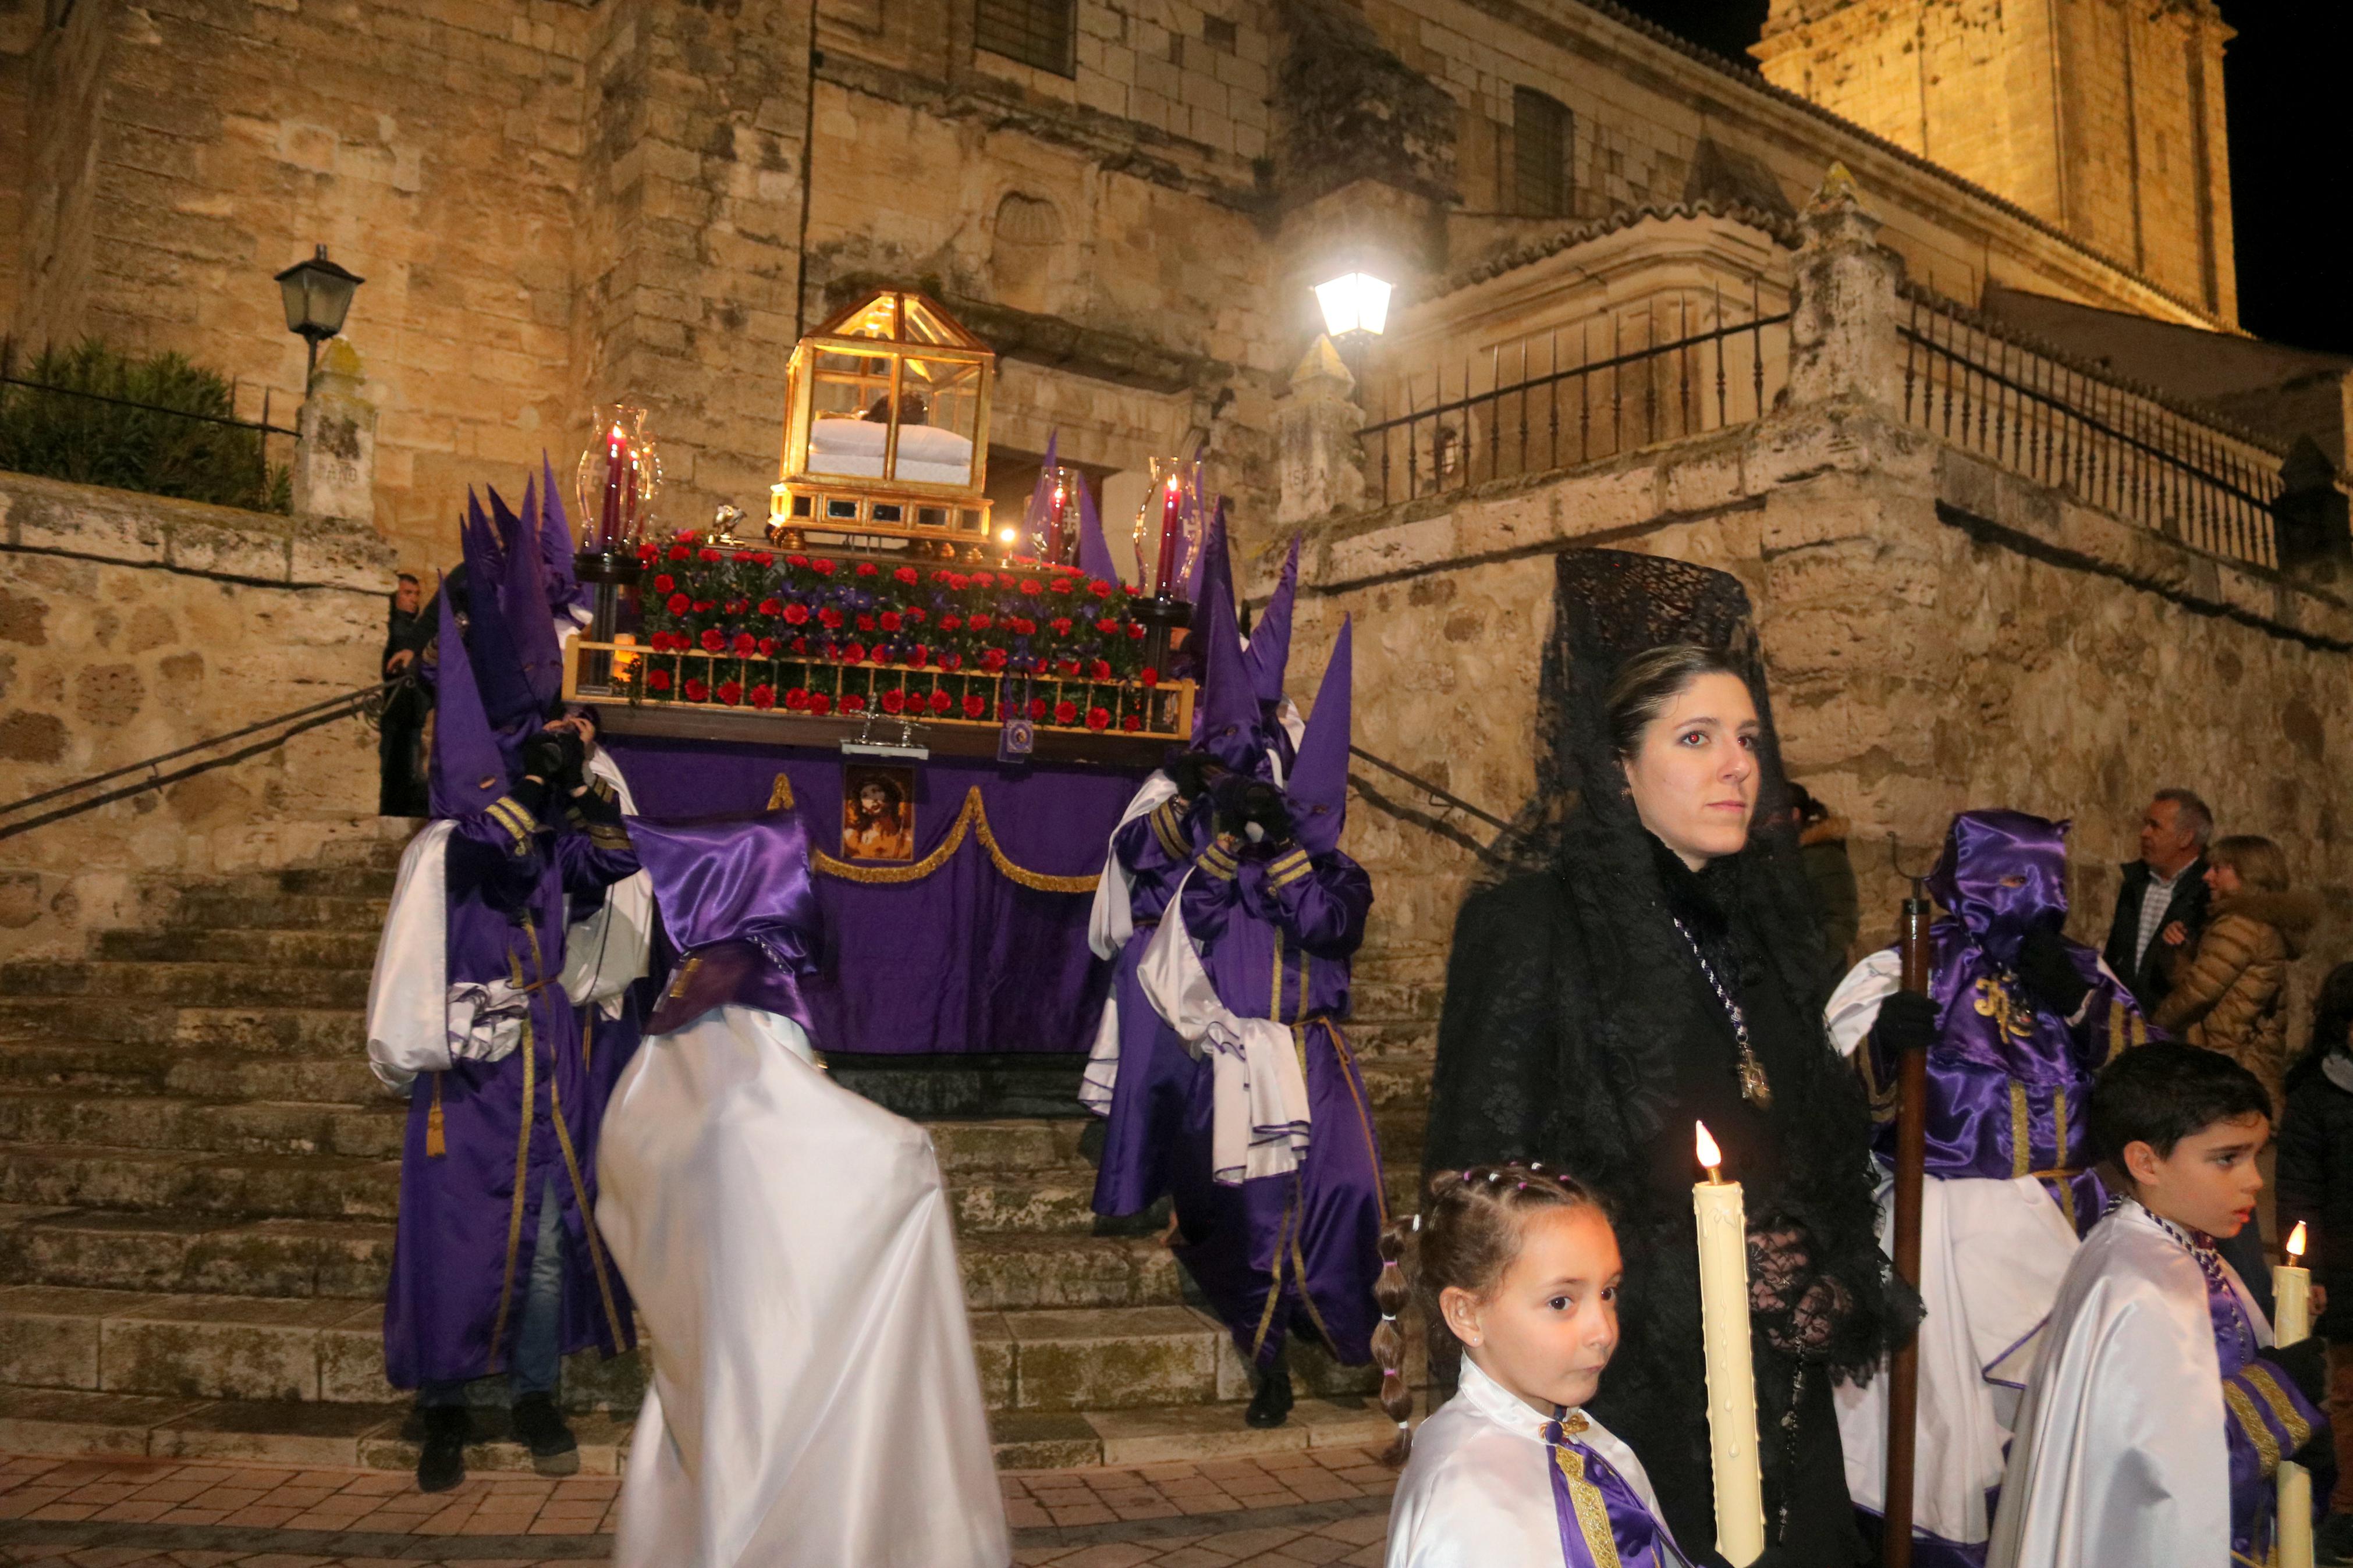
[1152,475,1181,596]
[1044,473,1069,565]
[598,425,625,550]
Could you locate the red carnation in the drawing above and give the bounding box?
[941,652,963,670]
[963,693,987,719]
[791,637,809,655]
[1057,659,1080,678]
[969,613,992,632]
[843,642,867,663]
[666,592,690,615]
[1141,667,1159,687]
[1095,618,1120,635]
[733,550,758,563]
[969,571,995,589]
[928,689,953,714]
[1092,660,1112,680]
[855,561,878,577]
[724,599,747,616]
[1128,624,1147,639]
[1020,580,1042,595]
[732,632,757,656]
[818,607,844,630]
[758,637,779,657]
[881,689,906,714]
[785,688,810,711]
[939,615,964,632]
[691,600,715,614]
[758,598,783,616]
[699,548,723,564]
[856,614,876,632]
[812,559,837,576]
[1089,581,1113,599]
[1054,700,1078,725]
[787,554,810,568]
[751,684,776,709]
[717,680,743,706]
[947,573,970,591]
[878,611,902,632]
[981,648,1008,671]
[895,566,920,585]
[701,628,726,653]
[668,545,691,563]
[648,670,673,692]
[638,541,659,560]
[1050,617,1074,637]
[684,678,710,702]
[1031,698,1050,721]
[908,645,929,667]
[783,603,811,626]
[653,574,676,593]
[1086,706,1110,731]
[808,692,832,715]
[1122,714,1142,731]
[753,552,773,567]
[842,692,867,713]
[1050,578,1074,595]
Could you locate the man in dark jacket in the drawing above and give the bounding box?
[2100,787,2213,1010]
[379,573,433,817]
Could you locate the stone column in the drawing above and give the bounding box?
[1276,336,1367,524]
[1787,163,1908,416]
[291,337,378,528]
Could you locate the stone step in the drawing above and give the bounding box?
[0,1385,1396,1473]
[272,866,400,899]
[1344,977,1445,1024]
[0,1001,366,1057]
[827,1052,1091,1122]
[0,1289,1375,1417]
[0,1039,171,1094]
[96,927,381,968]
[0,1206,1187,1314]
[0,1091,406,1160]
[165,891,389,933]
[163,1054,382,1105]
[0,1145,404,1220]
[0,961,371,1011]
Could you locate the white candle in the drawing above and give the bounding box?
[1694,1121,1766,1567]
[2277,1221,2314,1568]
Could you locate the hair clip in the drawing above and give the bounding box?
[1488,1171,1504,1184]
[1379,1312,1396,1323]
[1516,1181,1528,1190]
[1397,1419,1410,1431]
[1410,1214,1421,1232]
[1380,1257,1398,1270]
[1461,1168,1475,1182]
[1528,1161,1544,1171]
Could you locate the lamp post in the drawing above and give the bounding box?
[274,245,364,385]
[1313,269,1392,383]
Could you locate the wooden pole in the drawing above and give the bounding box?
[1882,884,1935,1567]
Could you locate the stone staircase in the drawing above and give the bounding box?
[0,837,1443,1475]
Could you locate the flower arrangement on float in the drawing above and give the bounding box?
[619,531,1171,734]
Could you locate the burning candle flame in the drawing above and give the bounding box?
[2289,1220,2308,1261]
[1695,1121,1723,1182]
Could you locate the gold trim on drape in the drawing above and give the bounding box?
[810,784,1099,894]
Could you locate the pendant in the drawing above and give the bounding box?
[1737,1051,1773,1109]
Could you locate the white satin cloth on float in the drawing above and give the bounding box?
[1825,957,2084,1553]
[1386,1356,1687,1568]
[556,749,652,1015]
[597,1004,1010,1568]
[1988,1200,2266,1568]
[1135,869,1312,1185]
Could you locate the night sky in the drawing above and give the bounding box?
[1606,0,2352,355]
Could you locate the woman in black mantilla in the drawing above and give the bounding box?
[1425,552,1906,1567]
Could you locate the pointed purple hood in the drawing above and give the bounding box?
[428,581,509,819]
[1077,472,1119,585]
[1287,618,1351,856]
[1927,809,2071,968]
[489,485,565,715]
[1190,504,1264,772]
[537,456,585,620]
[462,490,535,731]
[1243,534,1300,707]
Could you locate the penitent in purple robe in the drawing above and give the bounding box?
[381,789,643,1390]
[1091,790,1213,1217]
[1167,836,1384,1370]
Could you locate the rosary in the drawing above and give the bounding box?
[1673,917,1773,1109]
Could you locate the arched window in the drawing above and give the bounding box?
[1513,87,1572,219]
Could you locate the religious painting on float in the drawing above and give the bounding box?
[842,765,917,862]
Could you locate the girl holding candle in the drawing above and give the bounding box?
[1380,1162,1691,1567]
[1425,552,1905,1566]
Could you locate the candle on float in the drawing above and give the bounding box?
[1044,472,1069,566]
[2278,1221,2314,1568]
[598,424,626,550]
[1151,475,1183,596]
[1694,1121,1766,1568]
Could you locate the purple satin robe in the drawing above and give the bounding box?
[1091,791,1209,1218]
[1543,1412,1683,1567]
[2184,1220,2326,1560]
[1166,837,1383,1369]
[382,793,642,1389]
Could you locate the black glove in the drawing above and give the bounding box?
[507,773,553,822]
[520,727,583,783]
[2015,922,2093,1019]
[1165,749,1222,802]
[1212,776,1294,845]
[1871,990,1939,1058]
[2259,1336,2330,1409]
[567,779,624,828]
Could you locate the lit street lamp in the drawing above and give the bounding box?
[1314,271,1393,340]
[275,244,365,384]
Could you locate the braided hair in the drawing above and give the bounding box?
[1373,1161,1612,1466]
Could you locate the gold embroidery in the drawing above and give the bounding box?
[1270,929,1285,1025]
[766,773,796,810]
[2109,996,2131,1064]
[1150,799,1190,862]
[1321,1021,1390,1229]
[1552,1446,1625,1568]
[425,1073,446,1158]
[1249,1187,1297,1360]
[485,980,537,1373]
[1974,975,2036,1044]
[2010,1082,2032,1179]
[2053,1086,2069,1163]
[546,1054,629,1351]
[668,955,704,998]
[2225,1382,2282,1477]
[810,786,1098,893]
[2244,1364,2315,1453]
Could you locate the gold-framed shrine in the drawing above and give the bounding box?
[769,289,998,558]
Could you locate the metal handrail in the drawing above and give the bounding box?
[0,675,405,842]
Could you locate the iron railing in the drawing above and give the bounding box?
[0,337,299,514]
[1897,287,2286,568]
[1357,284,1793,506]
[0,677,401,842]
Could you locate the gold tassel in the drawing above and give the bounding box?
[426,1073,446,1158]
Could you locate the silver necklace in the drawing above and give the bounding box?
[1673,916,1773,1109]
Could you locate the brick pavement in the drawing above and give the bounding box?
[0,1445,1397,1567]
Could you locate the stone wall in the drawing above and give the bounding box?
[1284,399,2353,1038]
[0,471,396,962]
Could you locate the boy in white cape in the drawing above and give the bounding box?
[1990,1041,2328,1568]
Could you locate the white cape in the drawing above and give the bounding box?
[1079,771,1179,1117]
[1987,1201,2267,1568]
[598,1004,1009,1568]
[1135,868,1311,1184]
[365,820,455,1094]
[558,749,652,1015]
[1387,1356,1688,1567]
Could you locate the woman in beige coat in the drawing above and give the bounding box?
[2153,833,2320,1109]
